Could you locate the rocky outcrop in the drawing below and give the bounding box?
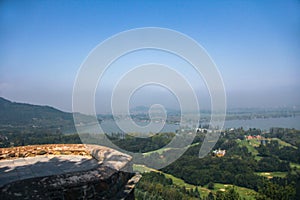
[0,144,90,160]
[0,144,141,200]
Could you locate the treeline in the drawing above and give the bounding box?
[135,171,246,200]
[135,172,201,200]
[0,97,74,127]
[0,131,82,148]
[256,140,300,167]
[107,132,175,153]
[0,130,174,151]
[267,128,300,146]
[136,170,298,200]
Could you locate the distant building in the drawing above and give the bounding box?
[256,135,262,139]
[196,128,213,133]
[212,149,226,157]
[246,135,262,140]
[246,135,254,140]
[196,128,206,133]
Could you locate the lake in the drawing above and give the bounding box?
[78,116,300,134]
[223,115,300,131]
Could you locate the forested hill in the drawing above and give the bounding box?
[0,97,73,127]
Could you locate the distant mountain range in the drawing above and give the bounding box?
[0,97,74,130]
[1,97,298,129]
[130,105,180,114]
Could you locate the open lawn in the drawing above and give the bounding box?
[271,138,297,149]
[211,183,257,200]
[133,164,210,196]
[291,162,300,169]
[142,147,173,156]
[142,142,200,156]
[256,172,287,178]
[133,164,257,199]
[236,139,262,160]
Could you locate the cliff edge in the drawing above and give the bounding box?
[0,144,141,200]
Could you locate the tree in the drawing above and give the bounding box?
[207,192,214,200]
[224,187,241,200]
[257,181,296,200]
[194,187,201,198]
[208,182,215,190]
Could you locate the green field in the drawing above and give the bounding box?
[133,164,257,199]
[271,138,297,149]
[236,139,262,160]
[133,164,210,196]
[236,137,296,161]
[291,162,300,169]
[256,171,287,178]
[142,147,173,156]
[211,183,257,200]
[142,142,200,156]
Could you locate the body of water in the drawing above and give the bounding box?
[223,115,300,131]
[75,116,300,134]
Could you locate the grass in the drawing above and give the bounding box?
[211,183,257,200]
[236,139,262,160]
[142,147,173,156]
[133,164,156,173]
[236,138,297,161]
[271,138,297,149]
[133,164,210,196]
[142,142,200,157]
[256,171,287,178]
[133,164,257,199]
[237,137,300,167]
[291,162,300,169]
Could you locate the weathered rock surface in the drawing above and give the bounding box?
[0,144,140,200]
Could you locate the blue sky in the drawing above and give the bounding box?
[0,0,299,112]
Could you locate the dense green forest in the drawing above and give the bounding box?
[0,97,97,135]
[1,127,300,199]
[0,97,74,127]
[133,127,300,199]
